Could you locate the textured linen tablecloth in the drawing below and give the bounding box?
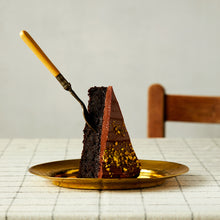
[0,138,220,220]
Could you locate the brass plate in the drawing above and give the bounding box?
[29,159,189,190]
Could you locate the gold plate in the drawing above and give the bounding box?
[29,159,189,190]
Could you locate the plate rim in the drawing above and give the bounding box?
[29,159,189,181]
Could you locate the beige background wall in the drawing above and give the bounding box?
[0,0,220,138]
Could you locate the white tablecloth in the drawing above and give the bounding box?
[0,138,220,219]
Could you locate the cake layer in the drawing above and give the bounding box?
[79,87,107,178]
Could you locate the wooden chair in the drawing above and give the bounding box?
[147,84,220,137]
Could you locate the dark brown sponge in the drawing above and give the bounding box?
[79,87,107,178]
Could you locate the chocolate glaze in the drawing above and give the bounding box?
[99,87,141,178]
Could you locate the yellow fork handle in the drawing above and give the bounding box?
[20,30,60,77]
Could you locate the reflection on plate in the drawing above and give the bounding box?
[29,159,189,190]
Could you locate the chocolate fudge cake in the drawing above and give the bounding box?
[79,86,141,178]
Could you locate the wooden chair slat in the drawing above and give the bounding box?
[147,84,220,137]
[166,95,220,123]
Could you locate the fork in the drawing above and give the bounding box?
[20,30,97,132]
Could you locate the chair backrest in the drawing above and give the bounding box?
[147,84,220,137]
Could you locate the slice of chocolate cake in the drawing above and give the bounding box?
[79,86,141,178]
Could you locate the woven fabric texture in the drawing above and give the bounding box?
[0,138,220,220]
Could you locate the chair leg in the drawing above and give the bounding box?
[147,84,165,137]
